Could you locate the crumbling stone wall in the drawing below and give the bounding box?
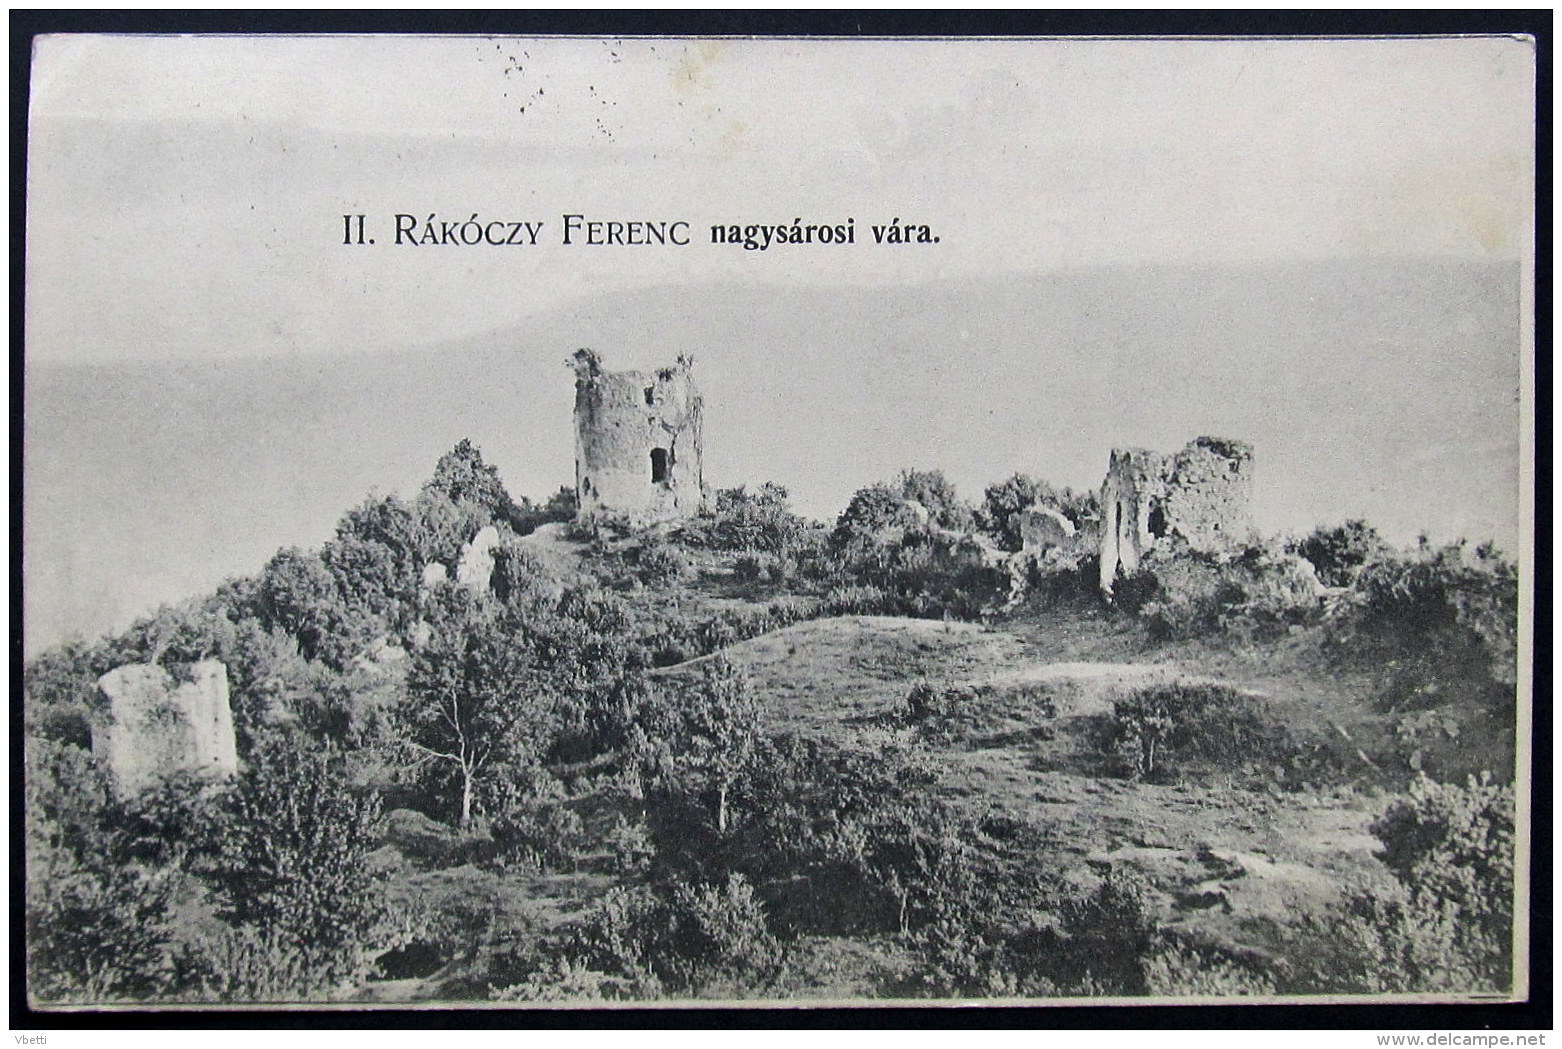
[1020,506,1078,551]
[457,525,501,591]
[1098,437,1254,595]
[572,351,706,525]
[92,660,238,793]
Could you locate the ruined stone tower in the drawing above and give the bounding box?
[1098,437,1254,595]
[571,349,706,525]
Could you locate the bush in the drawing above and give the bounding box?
[1042,869,1160,995]
[1286,883,1502,994]
[1100,682,1297,783]
[27,843,181,1003]
[203,736,390,998]
[821,584,889,616]
[665,874,782,992]
[1343,540,1518,689]
[25,739,184,1003]
[484,775,587,873]
[1293,520,1389,588]
[1142,939,1276,997]
[604,814,657,876]
[690,483,813,555]
[1117,541,1325,641]
[634,540,691,588]
[1370,774,1514,951]
[492,956,661,1002]
[904,682,962,724]
[1277,773,1515,995]
[977,474,1098,553]
[835,531,1011,621]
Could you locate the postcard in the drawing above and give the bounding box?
[21,32,1535,1009]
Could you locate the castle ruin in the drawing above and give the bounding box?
[93,660,238,794]
[571,350,706,525]
[1098,437,1254,595]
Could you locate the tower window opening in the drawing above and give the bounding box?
[651,448,671,483]
[1148,504,1168,538]
[644,386,655,406]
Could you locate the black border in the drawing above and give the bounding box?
[10,8,1552,1033]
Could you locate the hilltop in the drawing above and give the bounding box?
[22,443,1520,1004]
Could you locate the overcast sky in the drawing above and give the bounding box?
[24,35,1534,653]
[28,35,1533,366]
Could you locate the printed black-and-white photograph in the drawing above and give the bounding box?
[21,32,1535,1008]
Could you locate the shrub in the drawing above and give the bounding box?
[822,584,889,616]
[1047,869,1159,994]
[665,873,782,992]
[485,775,587,873]
[691,483,813,555]
[604,814,657,876]
[559,877,781,998]
[489,545,553,608]
[27,842,181,1003]
[833,482,927,544]
[1286,884,1501,994]
[1293,520,1389,588]
[733,553,765,581]
[203,736,390,998]
[977,474,1097,553]
[1344,540,1518,688]
[1100,682,1295,783]
[25,739,184,1003]
[1280,773,1516,995]
[634,540,691,588]
[569,884,668,978]
[1142,939,1276,997]
[1118,542,1325,641]
[491,956,661,1002]
[896,469,974,531]
[1370,774,1514,950]
[904,682,961,724]
[837,531,1011,621]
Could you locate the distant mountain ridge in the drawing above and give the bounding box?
[24,256,1524,653]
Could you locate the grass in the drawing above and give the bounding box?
[366,604,1416,1001]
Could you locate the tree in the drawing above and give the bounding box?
[255,547,358,664]
[23,641,103,747]
[675,657,762,834]
[978,473,1098,552]
[422,438,530,532]
[25,739,182,1002]
[400,595,559,826]
[834,482,925,544]
[703,483,810,554]
[834,470,974,546]
[896,469,972,531]
[204,734,389,997]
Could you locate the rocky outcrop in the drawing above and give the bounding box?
[92,660,238,793]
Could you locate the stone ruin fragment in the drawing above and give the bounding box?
[456,525,501,592]
[92,660,238,794]
[1019,506,1078,552]
[1098,436,1255,596]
